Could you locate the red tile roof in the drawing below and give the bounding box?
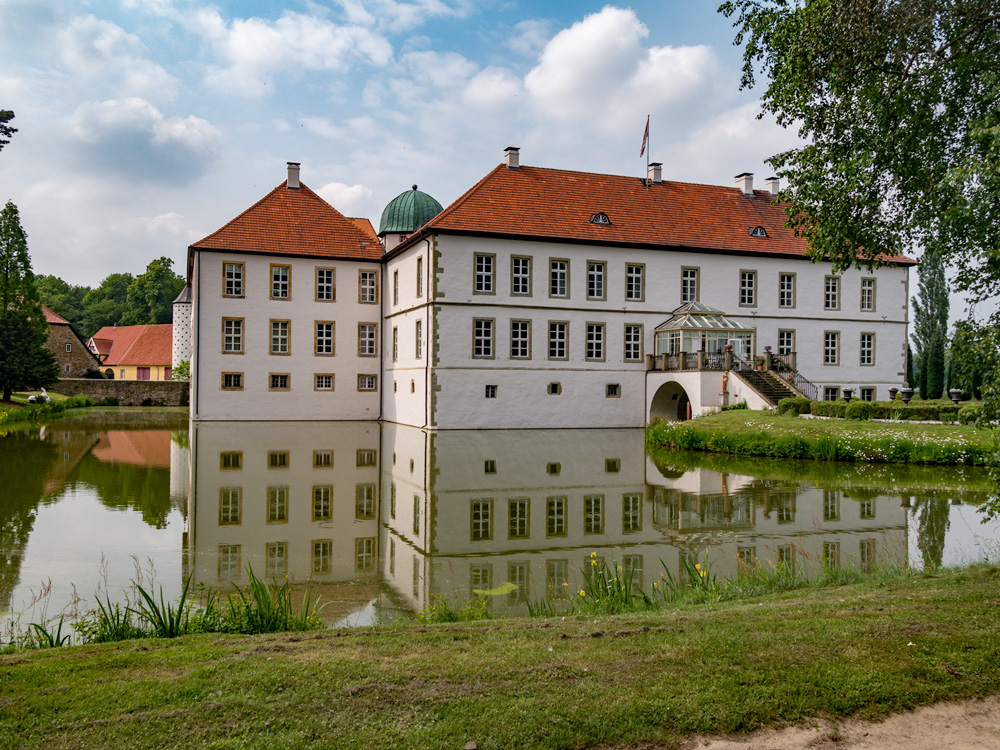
[91,431,171,469]
[190,181,383,261]
[399,164,916,265]
[41,305,70,326]
[350,217,378,242]
[89,325,172,366]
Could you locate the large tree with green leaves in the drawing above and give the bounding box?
[911,250,949,399]
[0,201,58,401]
[80,272,133,336]
[121,257,184,326]
[36,275,91,333]
[0,110,16,153]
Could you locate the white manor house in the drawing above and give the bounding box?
[176,149,914,428]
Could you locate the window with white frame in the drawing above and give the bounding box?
[415,319,422,359]
[223,318,243,353]
[474,254,494,293]
[315,322,333,355]
[860,278,875,311]
[313,485,332,520]
[359,270,377,303]
[824,276,840,310]
[224,262,244,297]
[358,323,377,356]
[584,495,604,534]
[510,320,530,358]
[622,493,642,532]
[218,544,241,580]
[508,499,529,539]
[357,374,377,391]
[485,384,497,398]
[824,331,839,365]
[860,387,875,401]
[271,265,289,299]
[511,256,531,295]
[860,332,874,365]
[548,322,567,359]
[392,326,398,361]
[550,259,568,297]
[392,270,399,305]
[587,262,605,300]
[740,270,757,306]
[625,264,643,301]
[270,320,290,354]
[471,500,492,541]
[265,542,287,577]
[356,484,376,519]
[316,268,334,301]
[473,319,494,358]
[778,273,795,308]
[777,329,794,356]
[586,323,604,361]
[312,540,332,574]
[546,497,567,536]
[681,267,698,303]
[219,487,241,524]
[269,373,289,390]
[267,486,288,522]
[315,374,333,390]
[355,538,374,571]
[624,324,642,361]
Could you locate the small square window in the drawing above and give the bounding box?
[222,372,243,390]
[358,374,377,391]
[313,450,333,468]
[546,462,561,475]
[356,449,377,467]
[269,373,289,390]
[220,451,242,470]
[548,382,561,395]
[268,451,289,469]
[605,458,620,473]
[64,343,72,353]
[315,374,334,390]
[485,385,497,398]
[606,383,620,398]
[484,459,497,474]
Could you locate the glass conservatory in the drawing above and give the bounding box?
[654,302,754,358]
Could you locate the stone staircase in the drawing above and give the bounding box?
[734,368,799,406]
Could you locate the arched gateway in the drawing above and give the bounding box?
[649,381,691,422]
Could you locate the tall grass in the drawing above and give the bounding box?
[222,567,322,634]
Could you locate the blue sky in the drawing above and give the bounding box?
[1,0,802,286]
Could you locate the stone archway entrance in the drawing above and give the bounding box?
[650,381,691,422]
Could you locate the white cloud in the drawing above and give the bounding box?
[316,181,375,215]
[333,0,473,33]
[69,98,222,185]
[524,7,722,133]
[191,8,394,96]
[507,19,551,57]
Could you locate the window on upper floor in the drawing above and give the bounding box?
[550,259,568,298]
[860,278,876,312]
[359,270,378,303]
[416,257,424,297]
[778,273,795,308]
[271,265,290,300]
[681,267,699,303]
[224,262,244,297]
[510,320,530,359]
[824,276,840,310]
[739,270,757,306]
[473,319,494,358]
[316,268,335,301]
[511,256,531,296]
[270,320,290,355]
[624,324,642,362]
[315,322,334,356]
[587,262,606,300]
[625,264,644,301]
[474,254,494,294]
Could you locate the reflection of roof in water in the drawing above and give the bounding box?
[91,431,172,469]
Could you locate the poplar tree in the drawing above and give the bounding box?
[911,251,949,400]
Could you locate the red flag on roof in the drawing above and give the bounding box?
[640,115,649,157]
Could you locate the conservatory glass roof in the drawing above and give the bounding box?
[654,301,753,332]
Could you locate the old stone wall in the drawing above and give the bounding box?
[49,378,190,406]
[45,324,103,378]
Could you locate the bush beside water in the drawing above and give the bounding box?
[0,395,94,427]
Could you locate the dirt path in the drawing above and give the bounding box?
[680,696,1000,749]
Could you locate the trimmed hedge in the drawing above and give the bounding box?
[959,403,984,425]
[845,400,875,420]
[810,399,847,418]
[777,397,812,416]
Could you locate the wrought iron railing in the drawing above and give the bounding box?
[790,371,819,400]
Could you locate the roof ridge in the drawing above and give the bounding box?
[421,163,505,232]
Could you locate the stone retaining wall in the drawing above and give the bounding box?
[49,378,189,407]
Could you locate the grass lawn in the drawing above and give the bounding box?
[648,411,998,466]
[2,566,999,749]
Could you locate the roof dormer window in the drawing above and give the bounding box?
[590,212,611,225]
[749,226,767,238]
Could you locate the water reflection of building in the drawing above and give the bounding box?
[186,421,913,622]
[185,422,383,622]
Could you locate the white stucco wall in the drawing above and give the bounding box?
[191,250,383,421]
[172,301,192,367]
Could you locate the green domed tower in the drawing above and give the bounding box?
[378,185,443,251]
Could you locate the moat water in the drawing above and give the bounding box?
[2,412,998,633]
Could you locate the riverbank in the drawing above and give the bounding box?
[647,411,998,466]
[2,565,999,749]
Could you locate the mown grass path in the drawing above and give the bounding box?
[2,566,999,749]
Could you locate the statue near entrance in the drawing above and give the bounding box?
[721,371,729,394]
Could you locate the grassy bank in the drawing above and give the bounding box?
[2,565,999,749]
[647,411,998,466]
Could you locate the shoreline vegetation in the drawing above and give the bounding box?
[646,410,998,467]
[1,563,998,749]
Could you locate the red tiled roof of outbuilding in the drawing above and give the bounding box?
[399,164,916,265]
[90,325,172,366]
[190,181,383,261]
[40,305,71,326]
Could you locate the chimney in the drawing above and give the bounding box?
[735,172,754,196]
[647,162,663,185]
[765,176,780,196]
[504,146,520,170]
[287,162,301,189]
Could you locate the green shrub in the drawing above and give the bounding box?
[777,397,812,416]
[845,400,875,420]
[99,397,119,406]
[958,402,984,425]
[939,405,960,423]
[810,399,847,418]
[720,400,748,411]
